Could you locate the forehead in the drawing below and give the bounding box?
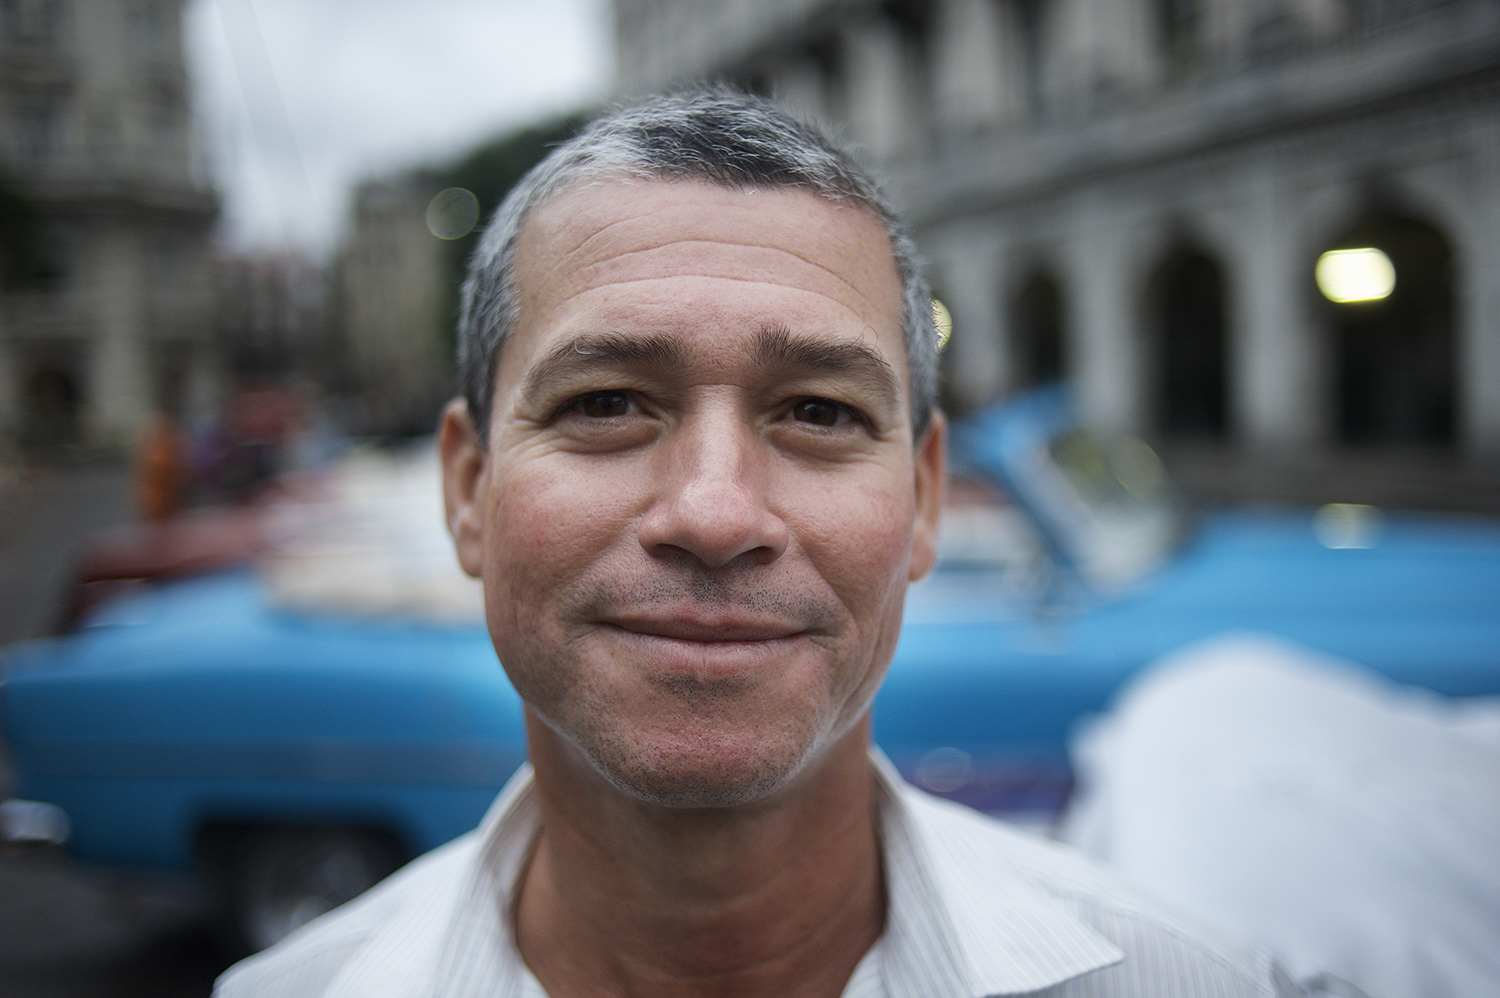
[505,178,905,366]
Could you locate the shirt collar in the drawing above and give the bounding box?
[320,769,538,998]
[869,750,1123,996]
[327,753,1122,998]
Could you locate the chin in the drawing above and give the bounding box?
[579,721,825,810]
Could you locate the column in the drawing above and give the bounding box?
[1068,195,1145,435]
[1043,0,1156,116]
[931,235,1006,410]
[930,0,1023,134]
[1229,162,1323,449]
[84,225,151,449]
[185,343,222,426]
[772,58,829,130]
[842,16,910,161]
[1456,122,1500,456]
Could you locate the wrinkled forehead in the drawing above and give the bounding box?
[507,177,906,347]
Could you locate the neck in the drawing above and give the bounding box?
[515,715,885,998]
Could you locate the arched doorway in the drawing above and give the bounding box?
[21,366,80,456]
[1146,247,1229,440]
[1321,213,1455,445]
[1010,270,1066,390]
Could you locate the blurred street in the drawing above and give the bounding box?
[0,462,231,997]
[0,845,225,998]
[1,2,1498,993]
[3,447,1498,997]
[0,463,131,646]
[1162,444,1500,518]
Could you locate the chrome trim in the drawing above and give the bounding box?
[0,799,71,845]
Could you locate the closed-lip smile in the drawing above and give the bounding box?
[607,617,803,643]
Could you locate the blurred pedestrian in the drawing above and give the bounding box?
[136,410,187,522]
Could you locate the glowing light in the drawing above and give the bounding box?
[1114,436,1166,498]
[1316,247,1395,303]
[914,747,973,793]
[426,187,480,240]
[1314,503,1382,549]
[932,298,953,350]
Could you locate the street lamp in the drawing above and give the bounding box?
[1316,247,1395,303]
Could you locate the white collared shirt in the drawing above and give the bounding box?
[215,753,1294,998]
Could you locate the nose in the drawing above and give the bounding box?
[636,412,790,569]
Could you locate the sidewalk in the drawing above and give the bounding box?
[1158,443,1500,517]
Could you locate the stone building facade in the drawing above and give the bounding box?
[616,0,1500,464]
[0,0,219,450]
[331,175,453,437]
[0,0,217,455]
[215,253,328,386]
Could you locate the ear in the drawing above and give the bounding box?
[908,411,946,583]
[439,399,488,579]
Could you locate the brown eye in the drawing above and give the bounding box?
[792,399,845,426]
[578,392,632,418]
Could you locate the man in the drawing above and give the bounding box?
[217,91,1294,998]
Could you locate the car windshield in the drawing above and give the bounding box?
[1043,429,1185,588]
[935,473,1046,576]
[259,445,484,622]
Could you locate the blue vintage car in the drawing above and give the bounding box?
[5,387,1500,950]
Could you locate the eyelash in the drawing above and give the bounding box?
[787,397,866,428]
[562,390,638,420]
[555,391,868,430]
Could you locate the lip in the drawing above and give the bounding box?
[606,617,803,643]
[598,618,813,675]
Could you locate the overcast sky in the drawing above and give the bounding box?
[185,0,613,260]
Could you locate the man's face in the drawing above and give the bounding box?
[443,179,944,807]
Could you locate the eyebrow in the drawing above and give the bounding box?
[521,332,687,407]
[753,323,900,414]
[518,324,901,415]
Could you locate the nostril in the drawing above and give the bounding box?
[637,479,790,569]
[636,418,791,568]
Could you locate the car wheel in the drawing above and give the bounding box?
[226,827,404,953]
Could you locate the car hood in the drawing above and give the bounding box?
[1105,508,1500,687]
[878,506,1500,770]
[1,572,517,749]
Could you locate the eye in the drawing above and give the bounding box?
[572,391,634,419]
[790,398,857,427]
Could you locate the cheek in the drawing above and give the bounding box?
[790,474,916,623]
[840,490,915,697]
[480,464,638,637]
[793,481,914,731]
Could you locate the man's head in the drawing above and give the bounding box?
[441,90,945,810]
[455,89,941,444]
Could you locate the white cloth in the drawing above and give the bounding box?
[1061,634,1500,998]
[216,753,1291,998]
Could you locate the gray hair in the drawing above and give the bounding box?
[456,88,939,441]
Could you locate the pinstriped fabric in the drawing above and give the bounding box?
[215,756,1296,998]
[839,939,887,998]
[418,782,540,998]
[515,970,549,997]
[1035,897,1284,998]
[873,757,1125,994]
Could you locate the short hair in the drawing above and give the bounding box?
[456,88,939,441]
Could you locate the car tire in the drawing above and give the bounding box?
[224,826,405,953]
